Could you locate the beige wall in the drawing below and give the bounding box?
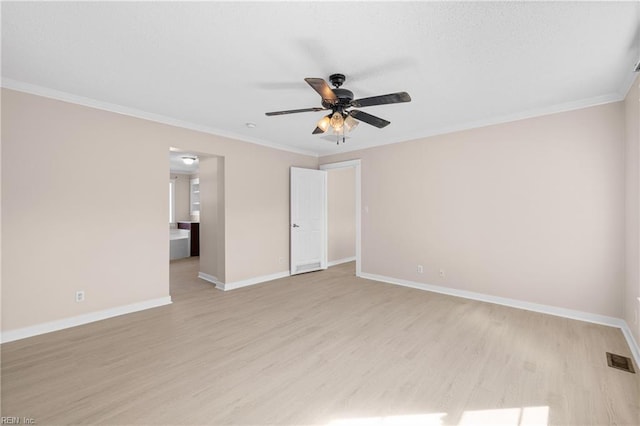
[1,88,317,333]
[199,156,225,281]
[2,89,170,331]
[625,76,640,343]
[322,102,625,318]
[328,167,356,263]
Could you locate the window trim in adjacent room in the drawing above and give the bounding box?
[169,178,176,224]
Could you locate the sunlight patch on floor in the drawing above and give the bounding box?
[327,406,548,426]
[327,413,447,426]
[459,406,548,425]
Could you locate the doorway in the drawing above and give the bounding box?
[169,148,225,296]
[320,160,361,277]
[169,150,200,259]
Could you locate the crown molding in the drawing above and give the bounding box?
[618,69,639,99]
[1,78,319,158]
[2,78,625,161]
[319,91,624,158]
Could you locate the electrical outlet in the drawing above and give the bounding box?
[75,291,85,303]
[417,265,424,274]
[439,269,445,278]
[279,256,285,264]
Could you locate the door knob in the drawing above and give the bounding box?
[292,224,300,228]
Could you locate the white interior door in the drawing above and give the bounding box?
[290,167,327,275]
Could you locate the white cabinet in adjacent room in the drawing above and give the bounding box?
[190,178,200,215]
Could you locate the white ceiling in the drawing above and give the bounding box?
[2,2,639,157]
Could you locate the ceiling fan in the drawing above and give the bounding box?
[265,73,411,142]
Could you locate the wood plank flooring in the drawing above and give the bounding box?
[2,257,639,425]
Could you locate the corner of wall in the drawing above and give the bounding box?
[623,74,640,347]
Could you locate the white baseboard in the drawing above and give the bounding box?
[224,270,291,291]
[198,271,224,290]
[360,272,640,367]
[222,270,290,291]
[0,296,173,344]
[328,256,356,267]
[619,322,640,369]
[200,270,290,291]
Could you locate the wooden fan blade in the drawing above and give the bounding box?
[265,107,326,116]
[351,92,411,108]
[312,126,327,135]
[304,78,338,104]
[349,109,391,128]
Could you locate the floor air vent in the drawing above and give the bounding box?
[606,352,636,373]
[296,262,321,273]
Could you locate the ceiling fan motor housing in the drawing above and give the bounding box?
[322,87,354,110]
[329,73,346,88]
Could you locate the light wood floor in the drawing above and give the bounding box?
[2,258,639,425]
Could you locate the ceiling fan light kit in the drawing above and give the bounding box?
[265,73,411,144]
[330,111,344,131]
[344,114,359,132]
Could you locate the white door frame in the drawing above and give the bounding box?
[319,159,362,277]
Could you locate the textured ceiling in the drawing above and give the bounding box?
[2,2,639,157]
